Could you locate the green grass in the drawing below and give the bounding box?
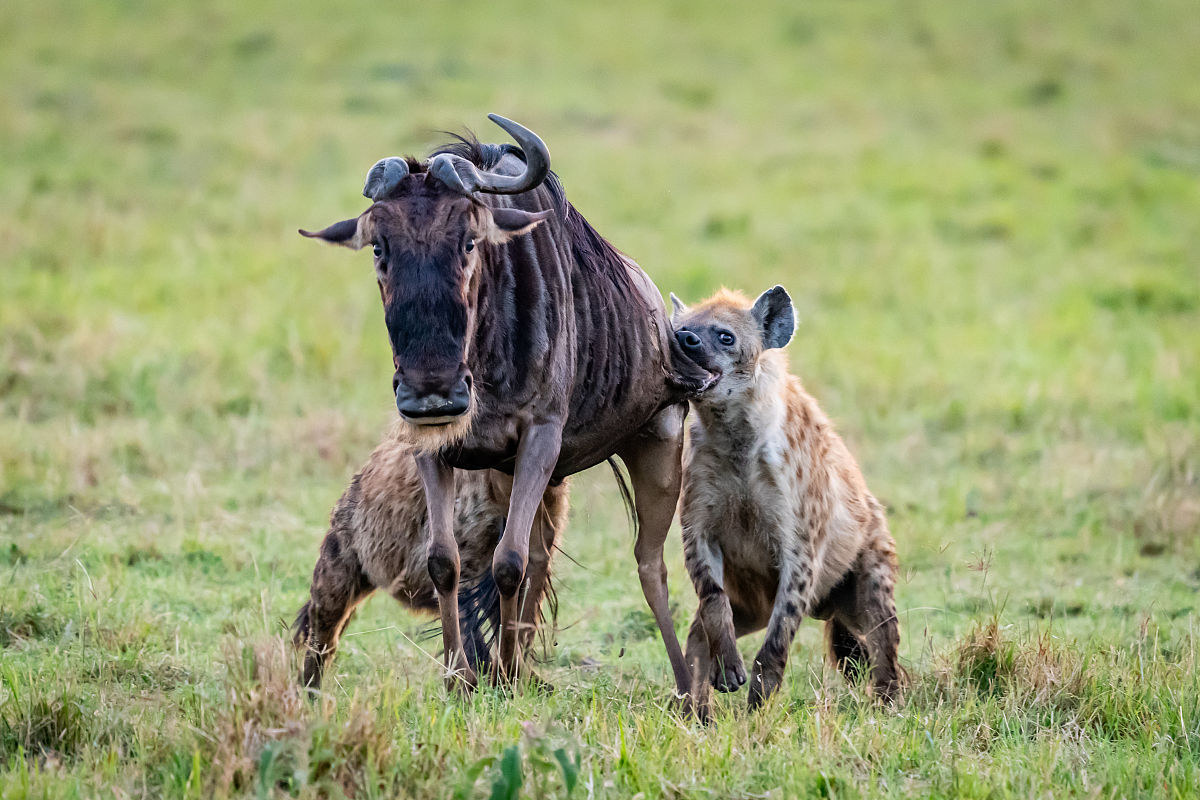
[2,0,1199,796]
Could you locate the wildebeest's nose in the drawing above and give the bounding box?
[676,329,702,351]
[394,371,472,423]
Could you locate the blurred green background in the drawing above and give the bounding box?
[2,1,1198,797]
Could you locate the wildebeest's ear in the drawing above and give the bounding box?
[483,207,553,244]
[669,292,689,319]
[751,285,795,350]
[298,217,367,250]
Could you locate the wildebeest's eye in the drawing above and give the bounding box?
[372,243,383,259]
[465,237,475,254]
[717,331,736,347]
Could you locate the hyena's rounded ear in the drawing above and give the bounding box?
[751,285,795,350]
[298,216,367,250]
[669,292,689,319]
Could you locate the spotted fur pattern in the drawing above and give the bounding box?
[673,288,899,721]
[292,432,569,691]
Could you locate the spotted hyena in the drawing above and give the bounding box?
[292,433,568,691]
[671,285,900,720]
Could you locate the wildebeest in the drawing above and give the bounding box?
[670,286,900,721]
[300,115,714,693]
[292,432,568,691]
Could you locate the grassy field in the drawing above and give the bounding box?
[3,0,1199,796]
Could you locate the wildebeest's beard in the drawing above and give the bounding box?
[383,245,477,442]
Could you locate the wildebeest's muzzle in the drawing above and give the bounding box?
[394,363,472,425]
[674,328,722,380]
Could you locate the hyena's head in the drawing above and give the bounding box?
[670,285,795,403]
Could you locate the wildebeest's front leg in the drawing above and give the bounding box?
[416,454,476,692]
[747,553,812,710]
[493,422,563,682]
[618,404,692,698]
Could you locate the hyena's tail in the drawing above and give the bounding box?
[291,600,313,648]
[606,457,637,538]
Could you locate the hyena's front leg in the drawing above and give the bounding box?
[684,538,745,693]
[748,558,812,710]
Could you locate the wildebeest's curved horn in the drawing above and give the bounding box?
[363,157,410,200]
[429,114,550,196]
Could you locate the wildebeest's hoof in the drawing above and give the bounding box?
[444,658,479,696]
[676,694,714,725]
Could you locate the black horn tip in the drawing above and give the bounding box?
[298,228,316,237]
[465,114,550,195]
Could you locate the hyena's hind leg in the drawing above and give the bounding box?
[825,617,869,682]
[826,534,900,701]
[293,519,374,692]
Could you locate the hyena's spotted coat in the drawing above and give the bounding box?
[292,431,568,691]
[671,286,900,720]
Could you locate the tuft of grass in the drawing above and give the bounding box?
[0,607,61,649]
[953,618,1018,694]
[0,693,91,762]
[206,637,395,797]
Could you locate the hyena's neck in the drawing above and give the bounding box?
[693,351,791,453]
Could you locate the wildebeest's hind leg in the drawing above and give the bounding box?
[617,404,692,698]
[511,480,569,690]
[293,523,374,693]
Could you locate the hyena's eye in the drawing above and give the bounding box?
[717,331,736,347]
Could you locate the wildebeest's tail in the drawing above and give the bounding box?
[605,456,638,538]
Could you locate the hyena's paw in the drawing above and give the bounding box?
[710,639,747,693]
[746,661,783,710]
[871,675,901,705]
